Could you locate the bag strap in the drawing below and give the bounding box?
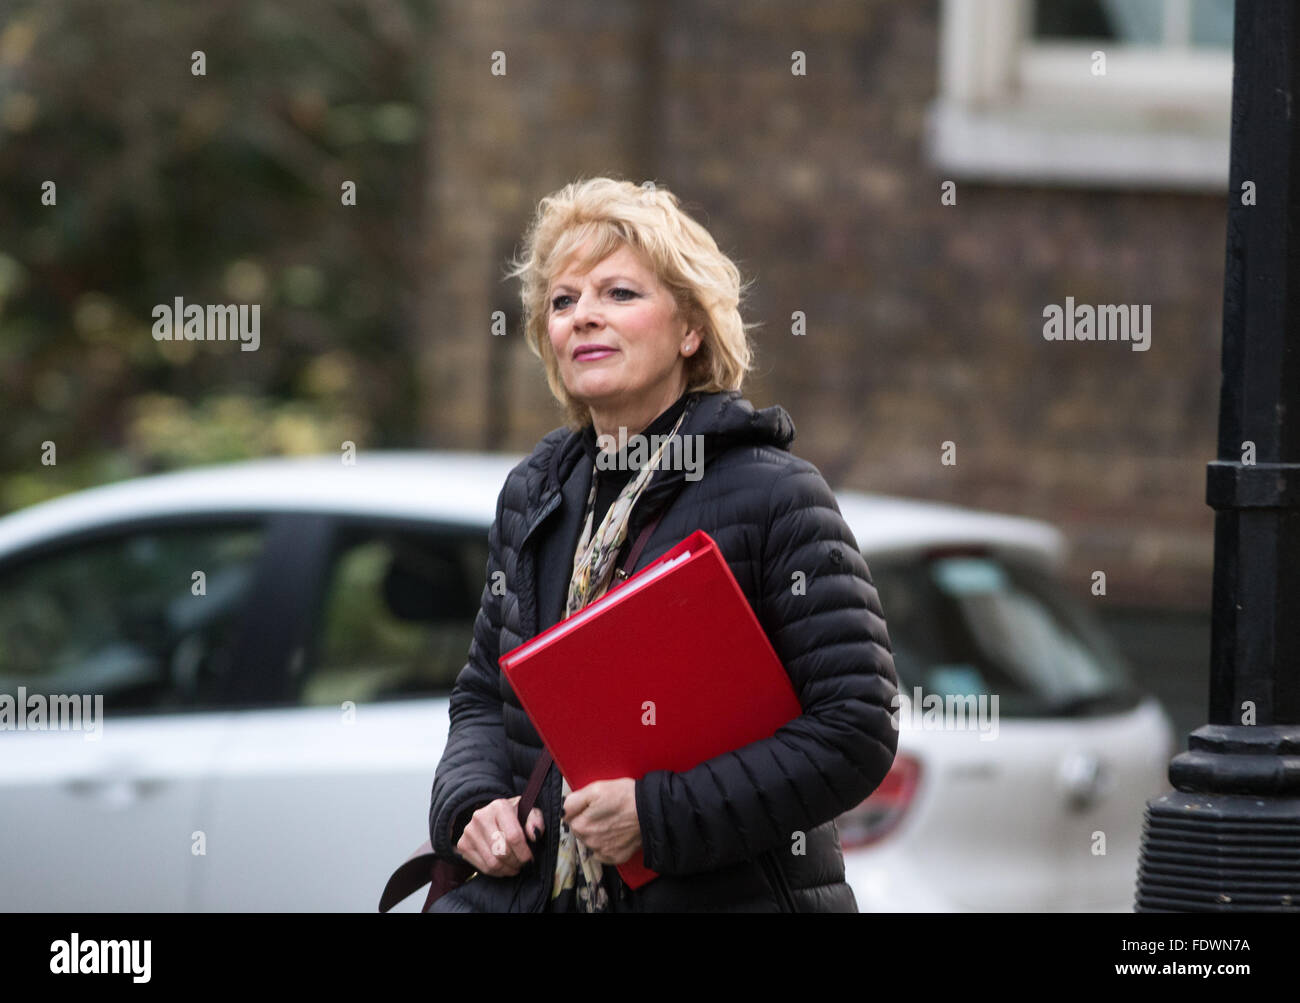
[516,746,553,827]
[613,505,667,583]
[516,502,671,824]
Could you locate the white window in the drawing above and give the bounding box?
[927,0,1234,190]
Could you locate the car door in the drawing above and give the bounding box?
[196,516,487,911]
[0,518,271,911]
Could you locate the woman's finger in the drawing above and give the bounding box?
[464,800,523,875]
[490,803,534,867]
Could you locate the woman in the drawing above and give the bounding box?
[427,176,899,912]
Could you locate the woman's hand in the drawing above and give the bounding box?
[563,778,641,865]
[456,796,545,877]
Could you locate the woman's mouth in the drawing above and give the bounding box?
[574,346,618,361]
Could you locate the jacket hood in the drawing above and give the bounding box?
[531,390,796,518]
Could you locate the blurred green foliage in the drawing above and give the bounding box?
[0,0,435,513]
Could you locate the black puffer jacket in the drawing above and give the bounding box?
[427,390,899,912]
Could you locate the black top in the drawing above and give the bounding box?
[578,390,692,528]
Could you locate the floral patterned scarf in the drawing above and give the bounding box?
[550,407,689,912]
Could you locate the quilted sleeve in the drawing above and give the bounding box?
[634,461,900,875]
[428,482,519,858]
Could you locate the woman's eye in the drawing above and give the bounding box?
[551,289,636,311]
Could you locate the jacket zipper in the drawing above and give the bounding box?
[519,490,562,552]
[762,850,799,913]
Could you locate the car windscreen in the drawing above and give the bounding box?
[867,551,1142,719]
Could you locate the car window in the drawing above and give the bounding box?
[298,526,488,706]
[0,522,266,715]
[869,552,1140,718]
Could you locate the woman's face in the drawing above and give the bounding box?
[547,241,699,422]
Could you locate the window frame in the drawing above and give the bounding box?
[927,0,1233,190]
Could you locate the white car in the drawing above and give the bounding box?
[0,452,1174,912]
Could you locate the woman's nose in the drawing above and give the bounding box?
[571,290,602,329]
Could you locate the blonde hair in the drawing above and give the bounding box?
[505,176,756,429]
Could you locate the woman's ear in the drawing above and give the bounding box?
[681,317,703,356]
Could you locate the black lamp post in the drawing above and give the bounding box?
[1134,0,1300,911]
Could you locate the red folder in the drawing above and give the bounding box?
[499,529,803,889]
